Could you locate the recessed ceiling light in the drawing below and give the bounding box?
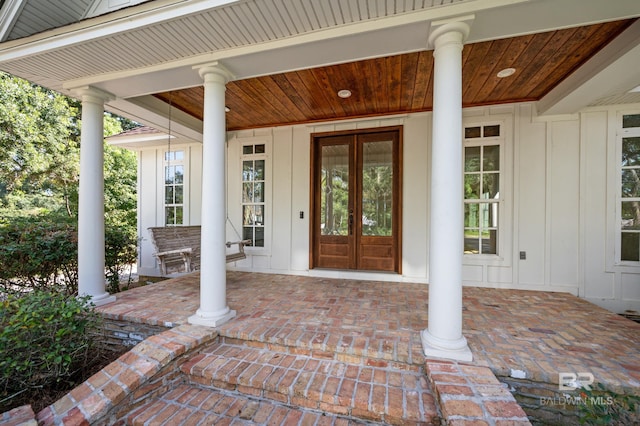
[497,68,516,78]
[338,89,352,98]
[225,106,230,112]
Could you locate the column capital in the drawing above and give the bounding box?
[194,61,234,84]
[428,15,473,49]
[70,85,115,104]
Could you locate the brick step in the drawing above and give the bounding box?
[180,340,441,424]
[125,383,381,425]
[219,320,421,366]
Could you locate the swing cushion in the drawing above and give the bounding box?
[148,226,251,276]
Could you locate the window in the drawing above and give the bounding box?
[241,144,266,247]
[620,114,640,262]
[164,150,184,225]
[464,125,501,254]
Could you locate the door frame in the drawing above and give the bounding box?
[309,125,403,273]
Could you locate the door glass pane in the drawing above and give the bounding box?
[362,140,393,236]
[321,144,349,236]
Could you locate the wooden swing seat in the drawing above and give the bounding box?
[148,226,251,276]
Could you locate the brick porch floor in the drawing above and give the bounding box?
[21,272,640,425]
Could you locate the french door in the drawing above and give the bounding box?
[310,127,402,272]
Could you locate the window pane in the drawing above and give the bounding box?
[165,186,174,204]
[165,166,174,184]
[485,202,499,228]
[175,151,184,161]
[621,232,640,261]
[465,127,481,138]
[243,183,253,203]
[465,147,481,172]
[243,145,253,155]
[255,160,265,180]
[175,185,183,204]
[483,145,500,171]
[483,125,500,137]
[465,203,479,227]
[483,173,500,199]
[175,206,183,224]
[622,137,640,167]
[482,229,498,254]
[622,201,640,230]
[254,227,265,247]
[465,174,480,199]
[243,227,253,243]
[254,205,264,225]
[243,205,255,225]
[255,144,266,154]
[254,182,264,203]
[243,161,253,181]
[622,170,640,198]
[362,140,393,236]
[165,207,174,225]
[623,114,640,129]
[174,165,184,184]
[464,232,479,254]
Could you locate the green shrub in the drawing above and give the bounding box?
[0,214,138,295]
[578,383,640,425]
[0,217,78,294]
[105,225,138,293]
[0,290,102,409]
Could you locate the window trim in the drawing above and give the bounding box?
[462,116,511,265]
[227,136,272,255]
[615,110,640,266]
[162,148,186,226]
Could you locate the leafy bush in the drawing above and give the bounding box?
[0,291,102,410]
[105,225,138,293]
[578,383,640,425]
[0,216,78,294]
[0,214,138,295]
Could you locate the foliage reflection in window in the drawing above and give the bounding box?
[164,150,184,225]
[362,140,393,236]
[242,144,265,247]
[464,125,501,254]
[621,114,640,261]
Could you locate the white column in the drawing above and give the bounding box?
[188,62,236,327]
[75,86,116,306]
[421,20,473,362]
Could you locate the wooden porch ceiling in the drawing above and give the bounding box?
[154,19,634,132]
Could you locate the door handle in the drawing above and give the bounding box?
[349,210,354,235]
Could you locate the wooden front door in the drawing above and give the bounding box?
[311,127,402,272]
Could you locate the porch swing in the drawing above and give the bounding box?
[147,93,251,276]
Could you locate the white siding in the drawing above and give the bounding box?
[134,102,640,314]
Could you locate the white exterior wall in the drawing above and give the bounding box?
[134,102,640,314]
[136,143,202,277]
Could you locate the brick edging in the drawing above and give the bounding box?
[425,359,532,425]
[35,325,218,426]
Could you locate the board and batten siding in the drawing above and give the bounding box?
[134,102,640,314]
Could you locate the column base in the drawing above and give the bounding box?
[188,307,236,328]
[421,329,473,362]
[89,293,116,307]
